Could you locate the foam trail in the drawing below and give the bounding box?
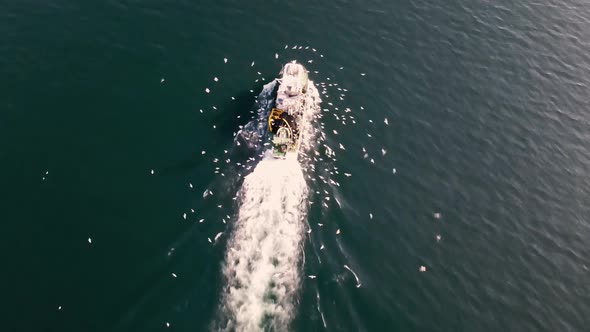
[217,155,308,331]
[316,289,327,328]
[215,77,320,332]
[344,264,362,288]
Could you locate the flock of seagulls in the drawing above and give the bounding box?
[51,46,445,323]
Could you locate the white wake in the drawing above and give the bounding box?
[216,78,320,332]
[218,155,308,331]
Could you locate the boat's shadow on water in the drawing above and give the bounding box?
[159,81,274,179]
[113,85,278,331]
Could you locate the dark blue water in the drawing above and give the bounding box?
[2,0,590,331]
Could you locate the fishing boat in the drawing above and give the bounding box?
[267,61,309,159]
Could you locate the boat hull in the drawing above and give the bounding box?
[267,62,309,159]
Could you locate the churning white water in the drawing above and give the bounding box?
[218,155,308,331]
[216,77,320,332]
